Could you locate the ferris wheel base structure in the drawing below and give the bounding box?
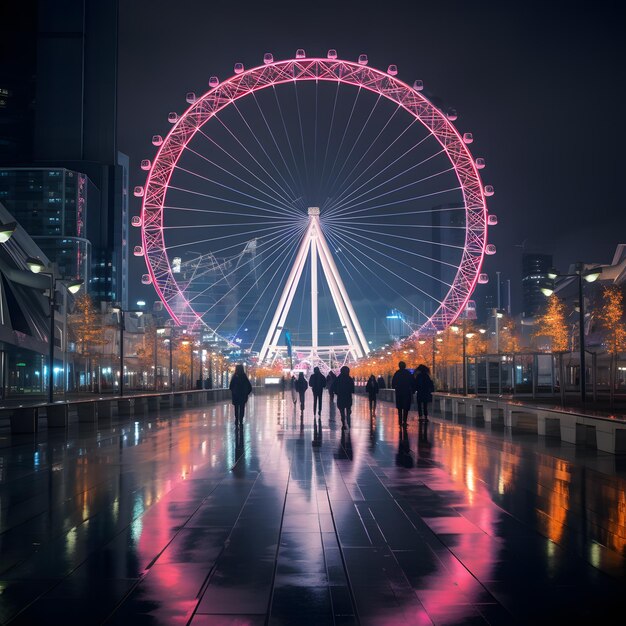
[258,207,369,367]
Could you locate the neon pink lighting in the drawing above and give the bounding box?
[141,57,490,333]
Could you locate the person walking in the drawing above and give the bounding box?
[229,363,252,427]
[295,372,308,416]
[332,365,355,430]
[326,370,337,403]
[376,374,386,390]
[365,374,379,414]
[309,366,326,417]
[414,364,435,422]
[290,374,298,406]
[391,361,414,428]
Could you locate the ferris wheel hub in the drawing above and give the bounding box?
[307,206,320,216]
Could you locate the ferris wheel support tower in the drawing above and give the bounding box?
[258,207,370,366]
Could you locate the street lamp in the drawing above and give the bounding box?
[0,221,17,243]
[541,263,602,404]
[112,305,144,397]
[26,257,83,403]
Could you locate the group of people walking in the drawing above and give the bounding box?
[230,359,434,432]
[363,361,434,427]
[291,366,355,430]
[391,361,434,427]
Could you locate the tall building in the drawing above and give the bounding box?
[0,0,127,305]
[0,168,94,285]
[522,253,553,318]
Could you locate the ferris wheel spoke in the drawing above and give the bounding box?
[271,85,307,202]
[293,81,309,195]
[162,219,294,230]
[325,223,454,289]
[326,205,467,220]
[173,163,302,217]
[328,118,429,213]
[162,205,298,222]
[325,93,383,201]
[163,222,299,251]
[230,98,303,206]
[165,184,306,220]
[324,221,465,251]
[195,127,300,213]
[182,143,301,214]
[233,232,305,345]
[187,224,306,305]
[211,113,301,209]
[207,227,306,327]
[328,105,408,206]
[324,218,465,231]
[249,233,307,350]
[323,228,433,321]
[321,186,462,220]
[318,82,341,207]
[323,86,363,195]
[324,228,442,311]
[189,224,305,307]
[326,223,461,270]
[251,91,303,204]
[325,152,449,218]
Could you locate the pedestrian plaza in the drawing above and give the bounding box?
[1,390,625,624]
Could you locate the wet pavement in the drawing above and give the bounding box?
[1,390,626,625]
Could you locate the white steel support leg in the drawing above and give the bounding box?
[311,235,318,353]
[259,207,369,364]
[258,225,311,362]
[315,226,370,357]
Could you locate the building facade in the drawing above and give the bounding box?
[522,253,554,318]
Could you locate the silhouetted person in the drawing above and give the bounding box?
[414,364,435,422]
[309,366,326,416]
[229,363,252,427]
[392,361,414,428]
[365,374,379,414]
[295,372,308,415]
[326,370,337,403]
[290,374,298,406]
[332,365,355,430]
[377,375,386,390]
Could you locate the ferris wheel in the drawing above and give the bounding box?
[135,51,496,357]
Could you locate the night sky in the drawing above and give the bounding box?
[118,0,625,320]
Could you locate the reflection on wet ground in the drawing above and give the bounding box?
[1,390,626,624]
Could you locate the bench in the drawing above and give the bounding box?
[46,403,68,428]
[75,401,97,424]
[117,398,134,417]
[9,406,39,434]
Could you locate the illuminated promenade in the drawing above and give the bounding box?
[1,391,625,624]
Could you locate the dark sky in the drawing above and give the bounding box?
[118,0,626,315]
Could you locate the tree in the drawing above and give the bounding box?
[499,316,521,353]
[598,286,626,402]
[68,293,109,390]
[535,295,568,352]
[136,322,169,389]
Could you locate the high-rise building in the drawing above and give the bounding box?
[0,0,127,305]
[0,168,94,285]
[522,253,553,318]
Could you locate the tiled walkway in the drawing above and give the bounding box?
[1,390,625,624]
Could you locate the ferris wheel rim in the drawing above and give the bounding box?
[140,56,490,336]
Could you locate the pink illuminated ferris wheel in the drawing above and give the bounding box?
[135,52,496,353]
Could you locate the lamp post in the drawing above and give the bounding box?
[155,327,167,391]
[26,257,82,403]
[0,221,17,243]
[542,263,602,404]
[111,306,144,397]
